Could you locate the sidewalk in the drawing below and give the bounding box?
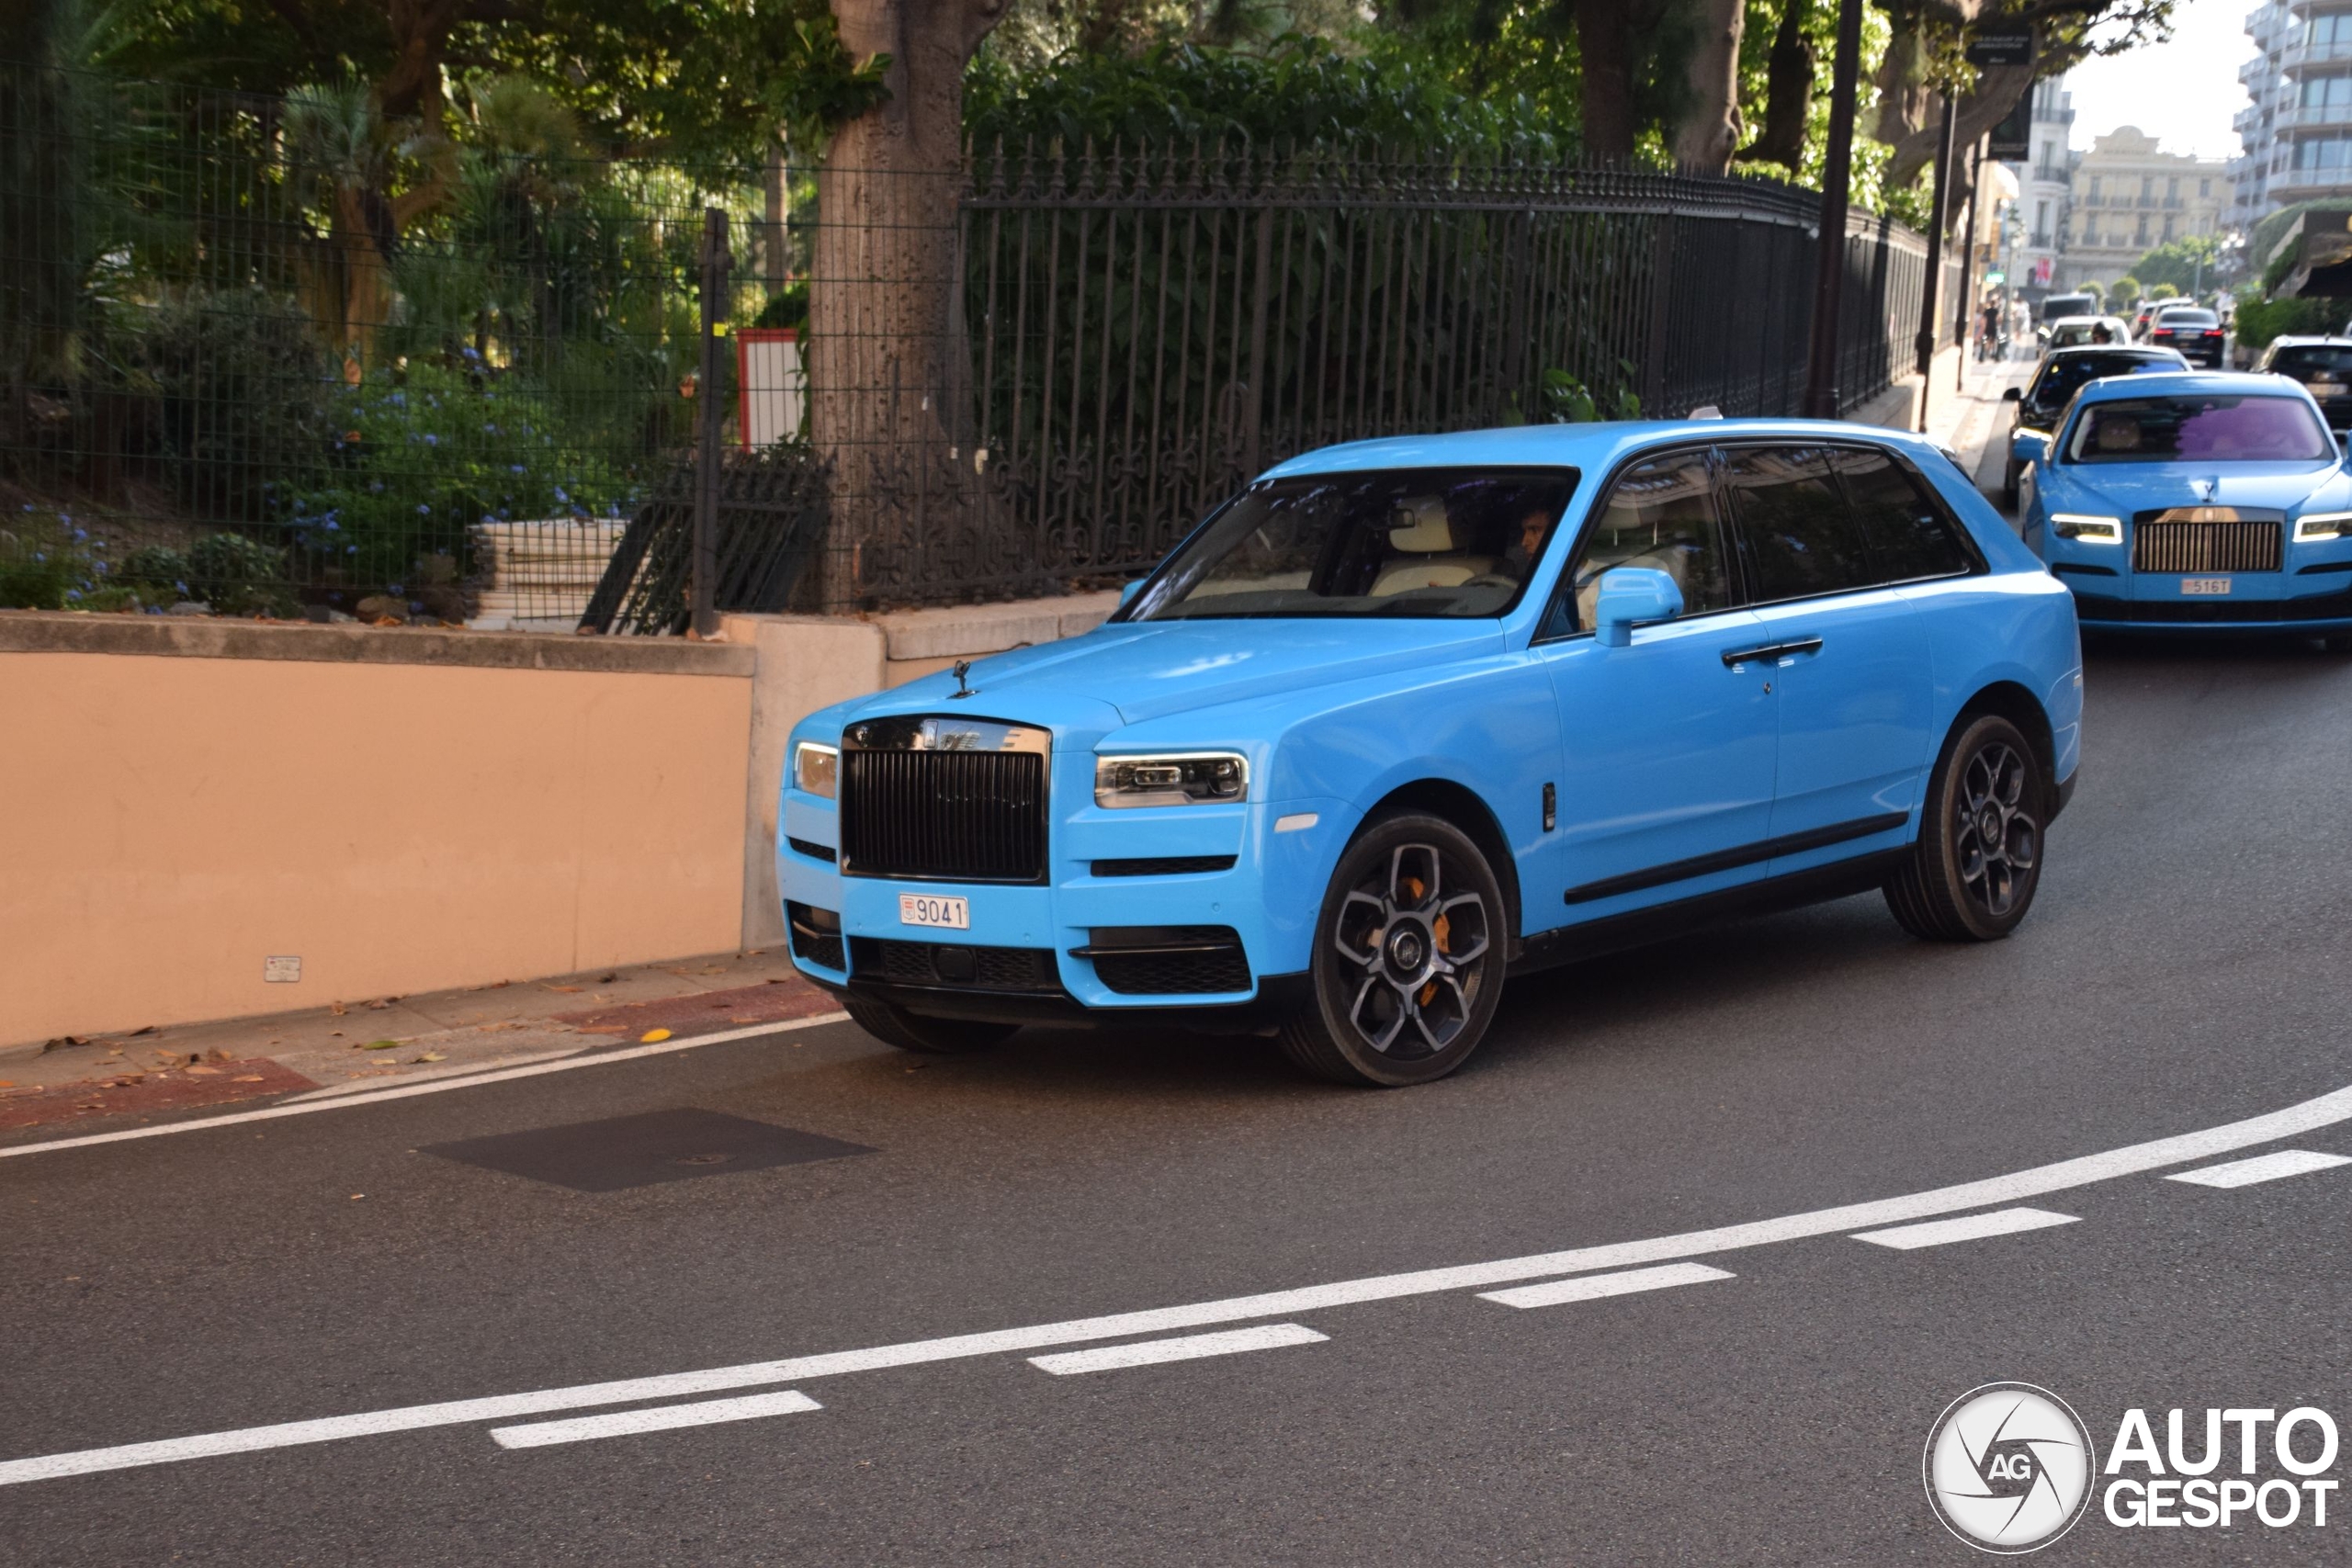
[0,947,841,1142]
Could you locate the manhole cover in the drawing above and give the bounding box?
[424,1108,874,1192]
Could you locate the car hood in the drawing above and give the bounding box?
[2052,462,2344,515]
[854,616,1507,739]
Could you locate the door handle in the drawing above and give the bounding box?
[1720,637,1824,668]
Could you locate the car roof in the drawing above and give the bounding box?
[2155,303,2215,315]
[2070,369,2314,406]
[1258,418,1943,479]
[2048,314,2128,327]
[2042,344,2179,361]
[2267,335,2352,348]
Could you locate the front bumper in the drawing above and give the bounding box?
[2059,570,2352,630]
[777,760,1344,1024]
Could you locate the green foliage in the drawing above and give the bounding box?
[188,531,298,616]
[293,362,639,587]
[2111,275,2142,305]
[119,546,192,593]
[127,285,337,523]
[966,35,1572,153]
[1522,364,1642,424]
[2080,279,2105,302]
[2233,295,2352,355]
[2126,235,2219,296]
[0,511,91,609]
[2148,281,2177,299]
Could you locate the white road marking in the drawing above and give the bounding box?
[9,1079,2352,1486]
[1028,1324,1326,1375]
[489,1390,820,1450]
[2165,1148,2352,1189]
[1478,1262,1733,1309]
[0,1012,851,1161]
[1850,1206,2079,1250]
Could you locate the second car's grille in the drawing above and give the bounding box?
[2133,515,2282,573]
[840,749,1047,883]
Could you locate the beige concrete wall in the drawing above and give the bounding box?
[0,616,754,1046]
[720,613,888,948]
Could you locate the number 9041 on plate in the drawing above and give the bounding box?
[899,894,970,930]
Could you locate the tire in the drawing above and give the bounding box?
[1278,812,1508,1088]
[842,996,1018,1055]
[2001,459,2019,510]
[1884,714,2048,942]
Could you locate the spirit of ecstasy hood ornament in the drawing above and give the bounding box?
[950,659,977,699]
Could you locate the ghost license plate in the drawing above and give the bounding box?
[2181,577,2233,596]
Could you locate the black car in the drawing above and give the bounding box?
[1997,344,2189,504]
[2255,335,2352,431]
[2147,305,2226,367]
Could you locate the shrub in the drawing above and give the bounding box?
[118,546,192,595]
[129,286,338,524]
[188,531,299,617]
[292,360,639,587]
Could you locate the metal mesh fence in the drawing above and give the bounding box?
[5,65,1962,628]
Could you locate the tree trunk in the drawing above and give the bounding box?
[810,0,1007,606]
[1574,0,1636,161]
[1744,0,1815,172]
[1671,0,1745,173]
[1883,65,2031,195]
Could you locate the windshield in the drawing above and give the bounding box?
[2026,354,2174,417]
[2065,395,2335,464]
[1124,467,1577,621]
[2271,345,2352,378]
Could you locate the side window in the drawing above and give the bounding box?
[1723,445,1874,601]
[1550,450,1733,635]
[1828,448,1972,581]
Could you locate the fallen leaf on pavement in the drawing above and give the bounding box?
[204,1048,231,1063]
[330,1001,347,1016]
[129,1025,157,1037]
[639,1028,673,1043]
[414,1051,447,1063]
[360,1039,401,1051]
[184,1066,221,1076]
[366,998,393,1010]
[598,972,619,983]
[231,1075,266,1083]
[543,984,582,993]
[41,1035,89,1052]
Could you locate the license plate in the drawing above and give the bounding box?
[2182,577,2233,596]
[899,894,969,930]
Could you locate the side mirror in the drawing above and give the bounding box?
[2001,386,2022,401]
[1592,567,1683,648]
[1117,579,1146,609]
[2014,430,2051,461]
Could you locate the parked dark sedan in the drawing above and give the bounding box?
[2000,344,2190,504]
[2255,335,2352,431]
[2147,306,2226,367]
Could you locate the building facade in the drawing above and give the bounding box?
[2011,77,2077,302]
[2234,1,2293,228]
[2057,128,2231,291]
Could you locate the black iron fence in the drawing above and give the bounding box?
[5,65,1962,626]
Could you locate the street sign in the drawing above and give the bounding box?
[1967,29,2034,67]
[1988,92,2031,161]
[1984,270,2007,285]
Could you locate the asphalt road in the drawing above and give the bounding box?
[7,558,2352,1560]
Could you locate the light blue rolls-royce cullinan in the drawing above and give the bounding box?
[782,420,2083,1086]
[2019,369,2352,641]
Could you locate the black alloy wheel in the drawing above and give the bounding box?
[842,997,1018,1055]
[1884,713,2047,942]
[1280,812,1507,1087]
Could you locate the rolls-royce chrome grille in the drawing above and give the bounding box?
[2132,509,2283,574]
[838,715,1050,884]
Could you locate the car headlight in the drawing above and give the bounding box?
[1094,752,1248,808]
[793,741,838,798]
[2294,512,2352,541]
[2050,513,2122,543]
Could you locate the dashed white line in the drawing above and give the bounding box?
[2165,1148,2352,1189]
[1850,1206,2079,1250]
[1028,1324,1328,1375]
[8,1080,2352,1486]
[490,1390,821,1450]
[1479,1262,1734,1309]
[0,1012,851,1161]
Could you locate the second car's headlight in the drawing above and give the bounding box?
[2050,513,2122,543]
[793,741,838,798]
[1094,752,1248,808]
[2295,512,2352,541]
